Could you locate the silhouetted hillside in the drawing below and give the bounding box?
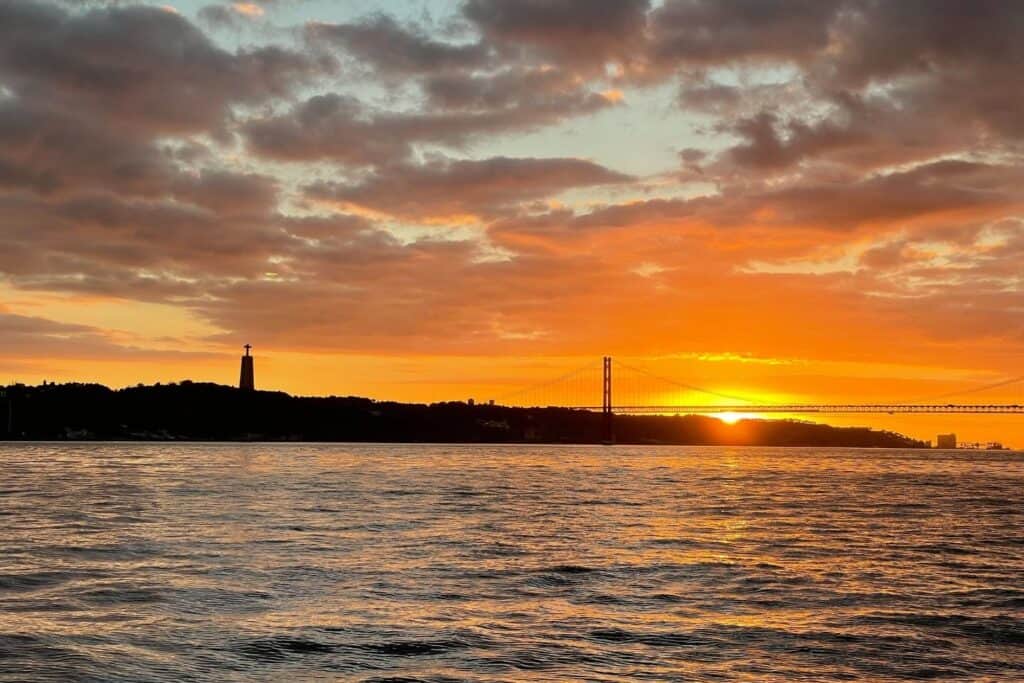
[0,381,928,448]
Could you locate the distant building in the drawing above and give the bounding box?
[239,344,255,391]
[936,433,956,449]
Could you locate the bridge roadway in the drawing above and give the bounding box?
[568,404,1024,414]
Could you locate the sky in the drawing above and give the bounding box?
[1,0,1023,444]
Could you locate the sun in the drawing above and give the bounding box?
[715,411,758,424]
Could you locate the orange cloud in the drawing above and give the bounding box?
[1,0,1023,447]
[232,3,264,17]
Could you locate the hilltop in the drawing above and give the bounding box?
[0,381,928,448]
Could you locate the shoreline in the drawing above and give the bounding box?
[5,439,1018,451]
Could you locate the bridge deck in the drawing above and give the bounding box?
[564,405,1024,414]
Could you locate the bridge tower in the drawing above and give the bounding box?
[239,344,255,391]
[602,356,614,444]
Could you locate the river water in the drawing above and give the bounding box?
[1,443,1022,681]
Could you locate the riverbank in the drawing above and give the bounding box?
[0,381,929,448]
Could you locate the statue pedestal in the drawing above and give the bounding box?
[239,354,255,391]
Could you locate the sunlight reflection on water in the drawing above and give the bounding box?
[1,443,1022,681]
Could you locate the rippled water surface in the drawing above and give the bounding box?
[2,444,1023,681]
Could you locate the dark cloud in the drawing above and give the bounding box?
[423,67,590,110]
[305,15,491,76]
[826,0,1024,87]
[0,311,220,360]
[197,4,241,29]
[0,189,292,302]
[0,0,333,134]
[244,87,619,165]
[242,94,416,165]
[714,89,1023,177]
[738,159,1024,230]
[306,156,634,219]
[677,1,1024,176]
[749,165,1000,231]
[649,0,842,67]
[495,159,1024,236]
[0,97,278,216]
[462,0,650,71]
[720,108,878,172]
[0,99,175,198]
[173,170,280,216]
[1,0,1023,363]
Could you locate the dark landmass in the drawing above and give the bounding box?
[0,381,928,448]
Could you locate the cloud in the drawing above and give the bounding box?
[575,159,1024,234]
[675,1,1024,177]
[173,169,280,216]
[462,0,650,72]
[197,5,243,29]
[242,94,417,165]
[423,67,592,110]
[0,0,1022,375]
[0,189,295,301]
[305,15,491,76]
[0,312,218,360]
[649,0,841,67]
[825,0,1024,88]
[244,86,620,165]
[306,156,634,219]
[0,96,281,217]
[0,99,180,198]
[0,0,332,135]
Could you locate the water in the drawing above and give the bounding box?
[1,444,1022,682]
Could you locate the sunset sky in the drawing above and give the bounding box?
[2,0,1023,443]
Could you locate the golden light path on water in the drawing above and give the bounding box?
[1,442,1022,681]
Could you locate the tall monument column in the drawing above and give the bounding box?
[239,344,255,391]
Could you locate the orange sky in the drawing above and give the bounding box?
[1,0,1022,445]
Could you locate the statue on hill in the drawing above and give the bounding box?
[239,344,255,391]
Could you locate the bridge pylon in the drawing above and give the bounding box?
[602,356,614,444]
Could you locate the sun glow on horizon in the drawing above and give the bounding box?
[714,411,762,424]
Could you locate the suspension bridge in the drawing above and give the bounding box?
[491,357,1024,443]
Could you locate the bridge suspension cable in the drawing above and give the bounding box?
[492,360,600,408]
[908,375,1024,403]
[611,359,762,405]
[485,357,1024,414]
